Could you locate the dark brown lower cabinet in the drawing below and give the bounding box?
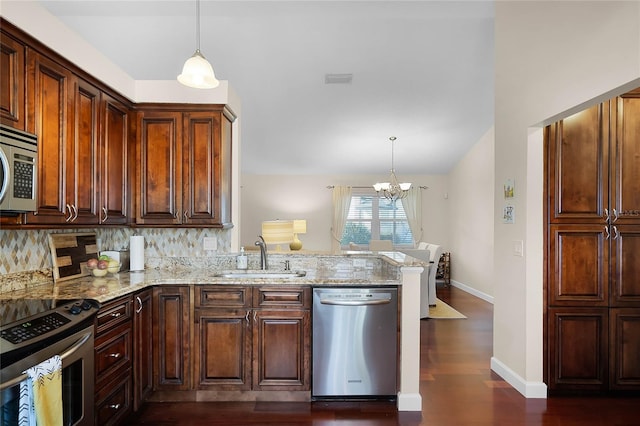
[610,308,640,390]
[133,289,153,409]
[152,286,191,391]
[547,307,609,393]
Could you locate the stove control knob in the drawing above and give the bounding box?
[80,300,92,311]
[69,305,82,315]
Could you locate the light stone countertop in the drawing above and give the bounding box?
[0,251,426,304]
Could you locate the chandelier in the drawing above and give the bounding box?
[373,136,412,202]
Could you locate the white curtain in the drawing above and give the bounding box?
[401,187,422,246]
[331,186,352,253]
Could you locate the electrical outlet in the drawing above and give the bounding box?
[203,237,217,251]
[353,258,366,268]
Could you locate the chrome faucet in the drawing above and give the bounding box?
[255,236,268,270]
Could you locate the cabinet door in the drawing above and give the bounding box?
[547,307,608,393]
[0,31,25,130]
[548,224,609,307]
[610,225,640,307]
[182,111,220,225]
[137,110,182,224]
[133,289,153,410]
[153,286,190,390]
[100,93,130,224]
[609,308,640,390]
[547,102,610,224]
[252,309,310,390]
[24,50,73,224]
[612,90,640,225]
[68,77,100,224]
[194,309,251,390]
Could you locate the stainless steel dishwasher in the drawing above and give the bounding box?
[312,287,398,398]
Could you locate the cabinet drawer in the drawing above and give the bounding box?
[95,322,132,382]
[97,296,132,335]
[95,367,132,426]
[196,286,251,308]
[253,286,311,309]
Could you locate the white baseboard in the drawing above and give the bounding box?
[449,279,494,304]
[397,392,422,411]
[491,357,547,398]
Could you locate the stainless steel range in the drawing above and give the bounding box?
[0,298,99,426]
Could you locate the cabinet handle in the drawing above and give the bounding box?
[245,310,250,324]
[106,353,121,358]
[101,206,108,223]
[604,208,610,224]
[183,211,188,222]
[135,296,143,314]
[613,226,620,240]
[604,226,610,240]
[65,204,73,222]
[108,404,121,410]
[73,204,79,221]
[612,209,619,223]
[110,312,121,318]
[253,311,257,323]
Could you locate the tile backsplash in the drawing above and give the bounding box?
[0,227,231,276]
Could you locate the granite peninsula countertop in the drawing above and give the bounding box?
[1,251,426,304]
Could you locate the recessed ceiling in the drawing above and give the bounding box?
[37,0,494,175]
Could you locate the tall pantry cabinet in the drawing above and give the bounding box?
[545,88,640,393]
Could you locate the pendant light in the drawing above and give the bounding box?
[178,0,219,89]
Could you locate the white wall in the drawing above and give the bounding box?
[493,1,640,397]
[239,174,450,252]
[448,127,495,299]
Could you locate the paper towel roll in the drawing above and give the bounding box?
[130,236,145,271]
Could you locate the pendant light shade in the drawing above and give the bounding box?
[178,49,219,89]
[177,0,219,89]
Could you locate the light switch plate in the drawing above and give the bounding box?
[513,240,524,257]
[203,237,217,251]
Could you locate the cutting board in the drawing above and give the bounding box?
[48,232,98,282]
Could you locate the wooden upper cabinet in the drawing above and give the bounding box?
[69,78,100,225]
[23,50,74,224]
[136,110,183,225]
[612,90,640,225]
[547,102,610,224]
[137,106,234,227]
[0,31,25,130]
[101,93,131,225]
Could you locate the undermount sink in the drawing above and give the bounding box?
[214,270,307,279]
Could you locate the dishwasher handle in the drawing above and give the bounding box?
[319,298,391,306]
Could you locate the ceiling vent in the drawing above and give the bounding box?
[324,73,353,84]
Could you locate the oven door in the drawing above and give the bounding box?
[0,325,95,426]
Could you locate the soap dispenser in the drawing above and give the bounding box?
[237,247,248,270]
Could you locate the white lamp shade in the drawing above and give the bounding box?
[293,220,307,234]
[177,50,220,89]
[399,183,412,190]
[261,220,294,245]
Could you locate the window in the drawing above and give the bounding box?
[340,191,413,248]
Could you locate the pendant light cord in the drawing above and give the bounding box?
[196,0,201,51]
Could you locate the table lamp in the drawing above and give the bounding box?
[261,220,294,251]
[289,220,307,251]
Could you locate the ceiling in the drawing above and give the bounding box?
[37,0,494,176]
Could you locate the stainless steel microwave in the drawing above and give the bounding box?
[0,125,38,212]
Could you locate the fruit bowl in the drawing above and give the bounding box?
[107,261,121,274]
[91,268,108,277]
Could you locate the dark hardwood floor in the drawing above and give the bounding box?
[127,284,639,425]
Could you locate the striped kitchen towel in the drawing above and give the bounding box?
[19,354,63,426]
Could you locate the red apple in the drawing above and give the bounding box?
[97,260,108,270]
[87,258,98,269]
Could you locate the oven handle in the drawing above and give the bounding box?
[319,298,391,306]
[0,330,92,391]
